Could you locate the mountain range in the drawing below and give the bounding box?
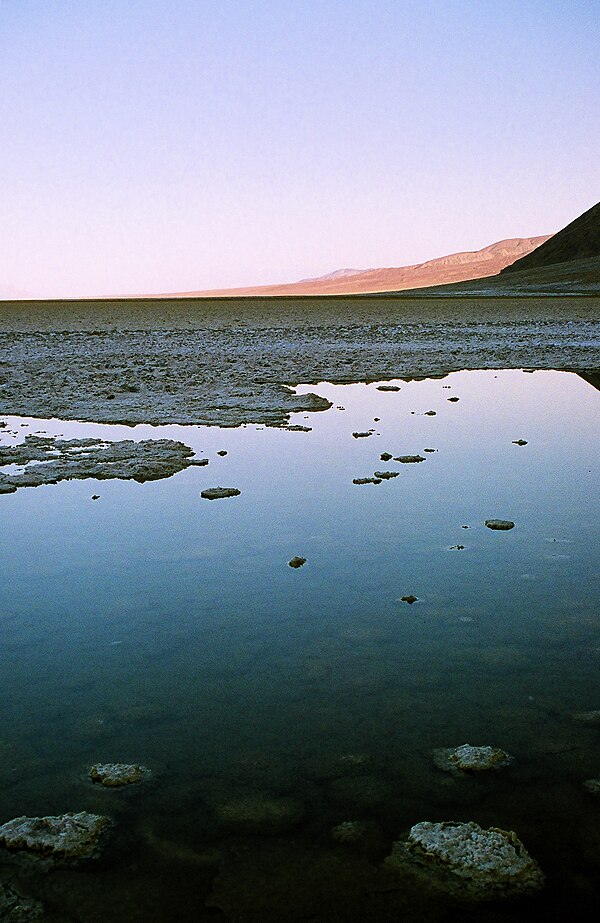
[174,236,551,298]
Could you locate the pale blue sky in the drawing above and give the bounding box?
[1,0,598,297]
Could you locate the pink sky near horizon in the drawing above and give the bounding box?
[1,0,599,299]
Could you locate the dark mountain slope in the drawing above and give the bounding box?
[502,201,600,274]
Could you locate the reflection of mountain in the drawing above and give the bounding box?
[577,372,600,393]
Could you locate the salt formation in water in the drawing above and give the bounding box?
[200,487,241,499]
[385,820,544,900]
[434,744,513,775]
[394,455,425,463]
[89,763,150,787]
[0,435,199,491]
[0,812,110,861]
[485,519,515,530]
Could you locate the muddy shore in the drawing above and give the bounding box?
[1,294,598,426]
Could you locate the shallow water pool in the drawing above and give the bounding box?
[0,369,599,921]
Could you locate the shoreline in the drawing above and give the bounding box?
[1,294,598,427]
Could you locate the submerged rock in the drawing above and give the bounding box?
[0,882,44,921]
[583,779,600,795]
[385,820,544,901]
[0,812,110,861]
[373,471,399,480]
[215,793,304,832]
[401,595,418,605]
[89,762,150,787]
[0,435,197,490]
[434,744,513,775]
[485,520,515,531]
[394,455,425,464]
[331,820,370,843]
[573,710,600,724]
[449,545,465,551]
[200,487,241,500]
[288,556,306,568]
[353,477,382,485]
[376,385,401,392]
[423,448,437,453]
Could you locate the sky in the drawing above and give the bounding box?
[1,0,599,298]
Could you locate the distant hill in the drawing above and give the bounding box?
[421,201,600,295]
[172,236,550,298]
[502,201,600,275]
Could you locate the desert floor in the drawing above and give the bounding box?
[1,294,598,426]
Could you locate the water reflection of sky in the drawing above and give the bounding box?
[0,370,599,916]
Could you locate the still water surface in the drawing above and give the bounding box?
[0,370,599,921]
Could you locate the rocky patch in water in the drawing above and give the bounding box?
[385,820,544,901]
[89,763,150,787]
[433,744,513,776]
[0,812,110,863]
[288,556,306,568]
[353,477,382,485]
[373,471,399,480]
[0,435,198,491]
[200,487,241,499]
[485,519,515,530]
[394,455,425,464]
